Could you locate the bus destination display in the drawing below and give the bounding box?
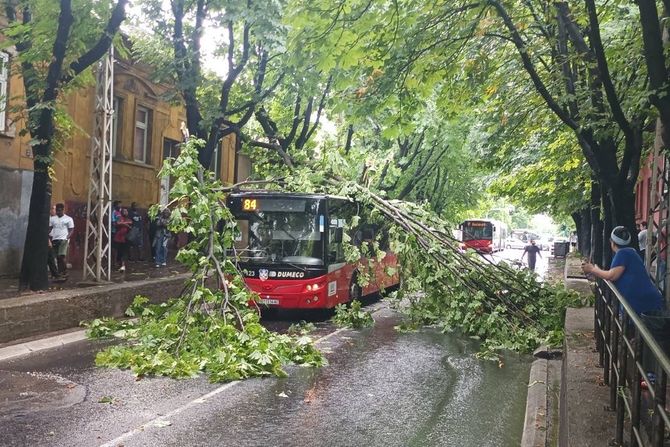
[235,198,307,213]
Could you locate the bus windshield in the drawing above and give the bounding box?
[233,199,324,266]
[462,221,493,240]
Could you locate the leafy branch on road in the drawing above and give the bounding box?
[84,139,325,382]
[333,300,375,329]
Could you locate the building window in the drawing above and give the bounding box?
[160,138,181,206]
[112,97,122,157]
[210,146,222,180]
[0,52,9,133]
[133,106,151,163]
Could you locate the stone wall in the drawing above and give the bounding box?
[0,167,32,277]
[0,273,188,344]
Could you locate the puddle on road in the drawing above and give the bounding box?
[0,370,86,418]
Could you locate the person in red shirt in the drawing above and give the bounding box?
[113,208,132,272]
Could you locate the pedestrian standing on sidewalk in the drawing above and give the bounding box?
[113,208,132,272]
[47,205,60,280]
[111,201,122,235]
[582,226,664,315]
[148,208,157,261]
[127,202,145,261]
[49,203,75,278]
[153,208,171,268]
[521,239,542,272]
[638,221,648,260]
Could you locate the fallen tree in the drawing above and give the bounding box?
[335,181,585,357]
[85,138,585,382]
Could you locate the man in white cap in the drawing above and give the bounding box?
[582,226,664,315]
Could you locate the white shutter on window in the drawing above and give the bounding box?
[0,52,8,132]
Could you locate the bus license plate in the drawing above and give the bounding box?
[259,298,279,305]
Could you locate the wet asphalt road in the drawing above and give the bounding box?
[490,247,550,279]
[0,304,531,447]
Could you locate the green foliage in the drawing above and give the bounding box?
[3,0,124,138]
[86,139,325,382]
[287,321,317,336]
[393,250,585,354]
[91,296,325,381]
[333,300,374,329]
[82,317,135,339]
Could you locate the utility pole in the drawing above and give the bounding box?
[82,48,114,282]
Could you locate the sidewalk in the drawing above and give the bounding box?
[0,260,190,345]
[559,255,615,446]
[0,259,187,300]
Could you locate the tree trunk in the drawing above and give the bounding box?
[571,210,582,252]
[19,140,53,290]
[578,206,591,257]
[606,180,638,250]
[590,180,603,264]
[602,186,614,267]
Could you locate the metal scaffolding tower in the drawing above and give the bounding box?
[644,134,670,302]
[82,48,114,282]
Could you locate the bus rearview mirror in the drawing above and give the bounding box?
[333,227,343,243]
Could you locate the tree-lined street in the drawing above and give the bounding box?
[2,0,669,445]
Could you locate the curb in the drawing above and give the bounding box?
[521,358,548,447]
[0,329,88,362]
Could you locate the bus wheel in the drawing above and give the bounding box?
[349,274,362,304]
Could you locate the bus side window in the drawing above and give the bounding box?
[328,200,353,263]
[328,225,345,263]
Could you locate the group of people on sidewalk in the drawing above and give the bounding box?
[111,201,173,272]
[48,201,174,281]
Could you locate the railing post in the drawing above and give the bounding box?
[630,330,643,446]
[609,290,619,410]
[595,281,603,358]
[651,365,667,447]
[603,286,612,384]
[616,311,628,445]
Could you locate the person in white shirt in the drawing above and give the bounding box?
[49,203,74,278]
[47,205,59,279]
[638,221,648,259]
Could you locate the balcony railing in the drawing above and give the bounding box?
[594,278,669,446]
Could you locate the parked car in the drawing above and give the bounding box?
[506,237,526,250]
[538,235,553,251]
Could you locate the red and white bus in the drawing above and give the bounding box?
[460,218,508,253]
[227,191,399,310]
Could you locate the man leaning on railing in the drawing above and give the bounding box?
[581,226,665,316]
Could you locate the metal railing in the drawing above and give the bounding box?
[594,278,670,446]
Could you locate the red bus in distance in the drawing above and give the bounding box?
[460,219,508,253]
[227,191,399,310]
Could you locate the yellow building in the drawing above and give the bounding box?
[0,50,249,275]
